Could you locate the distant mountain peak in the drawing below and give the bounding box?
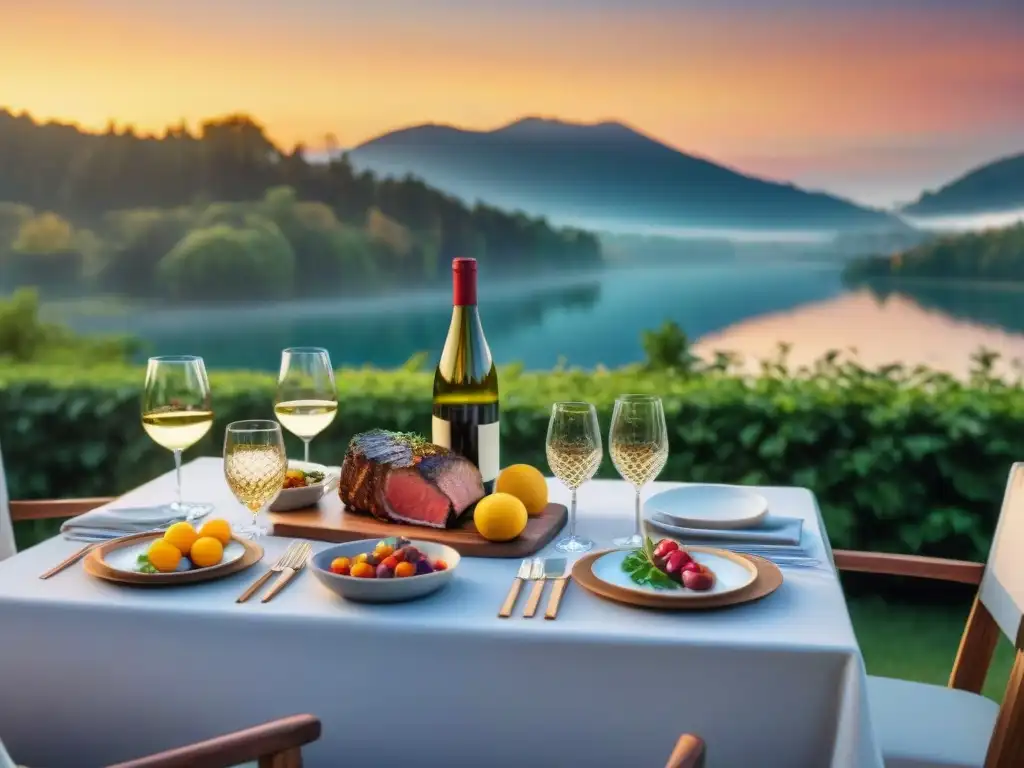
[494,116,643,140]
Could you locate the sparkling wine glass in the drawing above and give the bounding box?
[142,356,214,522]
[609,394,669,548]
[223,420,288,539]
[546,402,602,553]
[274,347,338,463]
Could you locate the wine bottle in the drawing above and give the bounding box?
[433,257,500,494]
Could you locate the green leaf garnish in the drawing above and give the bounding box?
[622,546,678,590]
[136,554,158,574]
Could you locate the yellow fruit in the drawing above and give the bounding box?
[474,493,529,542]
[163,522,198,556]
[147,539,182,573]
[190,536,224,568]
[495,464,549,517]
[198,518,232,546]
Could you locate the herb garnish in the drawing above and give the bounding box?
[136,554,158,574]
[621,536,678,590]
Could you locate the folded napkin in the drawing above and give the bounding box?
[60,505,186,541]
[646,511,804,548]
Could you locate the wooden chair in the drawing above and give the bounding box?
[664,734,706,768]
[106,714,321,768]
[833,461,1024,768]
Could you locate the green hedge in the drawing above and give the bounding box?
[3,353,1022,560]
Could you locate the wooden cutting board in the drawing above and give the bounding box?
[268,493,567,558]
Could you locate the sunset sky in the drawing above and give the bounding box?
[1,0,1023,206]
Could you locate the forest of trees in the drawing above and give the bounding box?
[843,223,1024,283]
[0,109,602,301]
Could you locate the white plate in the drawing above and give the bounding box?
[309,539,460,603]
[271,460,339,512]
[103,537,246,574]
[591,546,757,598]
[645,485,768,530]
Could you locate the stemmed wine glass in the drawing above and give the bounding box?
[546,402,602,553]
[274,347,338,463]
[609,394,669,548]
[142,356,215,521]
[223,420,288,539]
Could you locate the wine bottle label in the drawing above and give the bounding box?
[432,407,500,483]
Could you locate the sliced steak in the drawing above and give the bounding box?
[339,429,485,528]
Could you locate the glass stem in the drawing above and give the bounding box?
[569,489,578,538]
[634,487,642,539]
[302,438,311,463]
[173,449,183,508]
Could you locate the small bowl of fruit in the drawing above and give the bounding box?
[309,537,459,603]
[270,460,338,512]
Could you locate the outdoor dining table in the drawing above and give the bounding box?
[0,458,883,767]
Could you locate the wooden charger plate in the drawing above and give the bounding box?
[83,531,264,586]
[572,548,783,610]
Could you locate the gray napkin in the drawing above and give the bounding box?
[646,511,804,547]
[60,505,186,542]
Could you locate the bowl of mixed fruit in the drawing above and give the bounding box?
[310,537,459,603]
[270,460,338,512]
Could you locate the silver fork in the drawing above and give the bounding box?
[237,541,307,603]
[261,542,311,603]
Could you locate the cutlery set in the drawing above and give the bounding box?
[237,541,311,604]
[499,557,569,619]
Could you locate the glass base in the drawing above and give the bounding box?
[613,533,645,549]
[555,534,594,553]
[235,521,268,540]
[168,501,213,522]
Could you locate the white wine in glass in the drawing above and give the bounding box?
[609,394,668,548]
[546,402,602,553]
[224,420,288,539]
[142,356,214,521]
[274,347,338,463]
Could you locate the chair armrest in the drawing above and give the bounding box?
[833,549,985,585]
[664,734,706,768]
[9,498,115,521]
[107,714,321,768]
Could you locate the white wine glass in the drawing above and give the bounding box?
[142,356,214,522]
[546,402,602,553]
[274,347,338,463]
[223,420,288,539]
[609,394,669,548]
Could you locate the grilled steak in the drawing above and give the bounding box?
[339,430,485,528]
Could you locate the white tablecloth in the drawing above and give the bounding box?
[0,458,882,768]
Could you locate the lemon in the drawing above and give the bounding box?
[190,536,224,568]
[147,539,182,573]
[198,518,232,546]
[474,493,528,542]
[495,464,549,517]
[163,522,198,556]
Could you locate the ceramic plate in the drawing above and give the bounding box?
[83,531,263,585]
[591,546,757,599]
[271,460,340,512]
[103,537,246,574]
[645,485,768,530]
[309,539,460,603]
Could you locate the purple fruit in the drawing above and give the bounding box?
[415,558,434,575]
[403,546,422,563]
[364,553,381,567]
[376,563,394,579]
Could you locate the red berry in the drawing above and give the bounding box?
[434,559,448,571]
[682,560,701,574]
[683,571,714,591]
[664,551,686,574]
[653,539,679,558]
[330,564,351,576]
[381,555,398,570]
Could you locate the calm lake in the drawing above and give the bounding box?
[47,258,1024,378]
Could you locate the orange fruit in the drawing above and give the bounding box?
[147,539,182,573]
[198,518,232,546]
[495,464,549,517]
[163,522,198,556]
[190,536,224,568]
[474,493,528,542]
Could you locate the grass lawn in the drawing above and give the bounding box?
[849,595,1016,702]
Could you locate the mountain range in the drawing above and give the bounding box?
[348,117,904,233]
[902,152,1024,217]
